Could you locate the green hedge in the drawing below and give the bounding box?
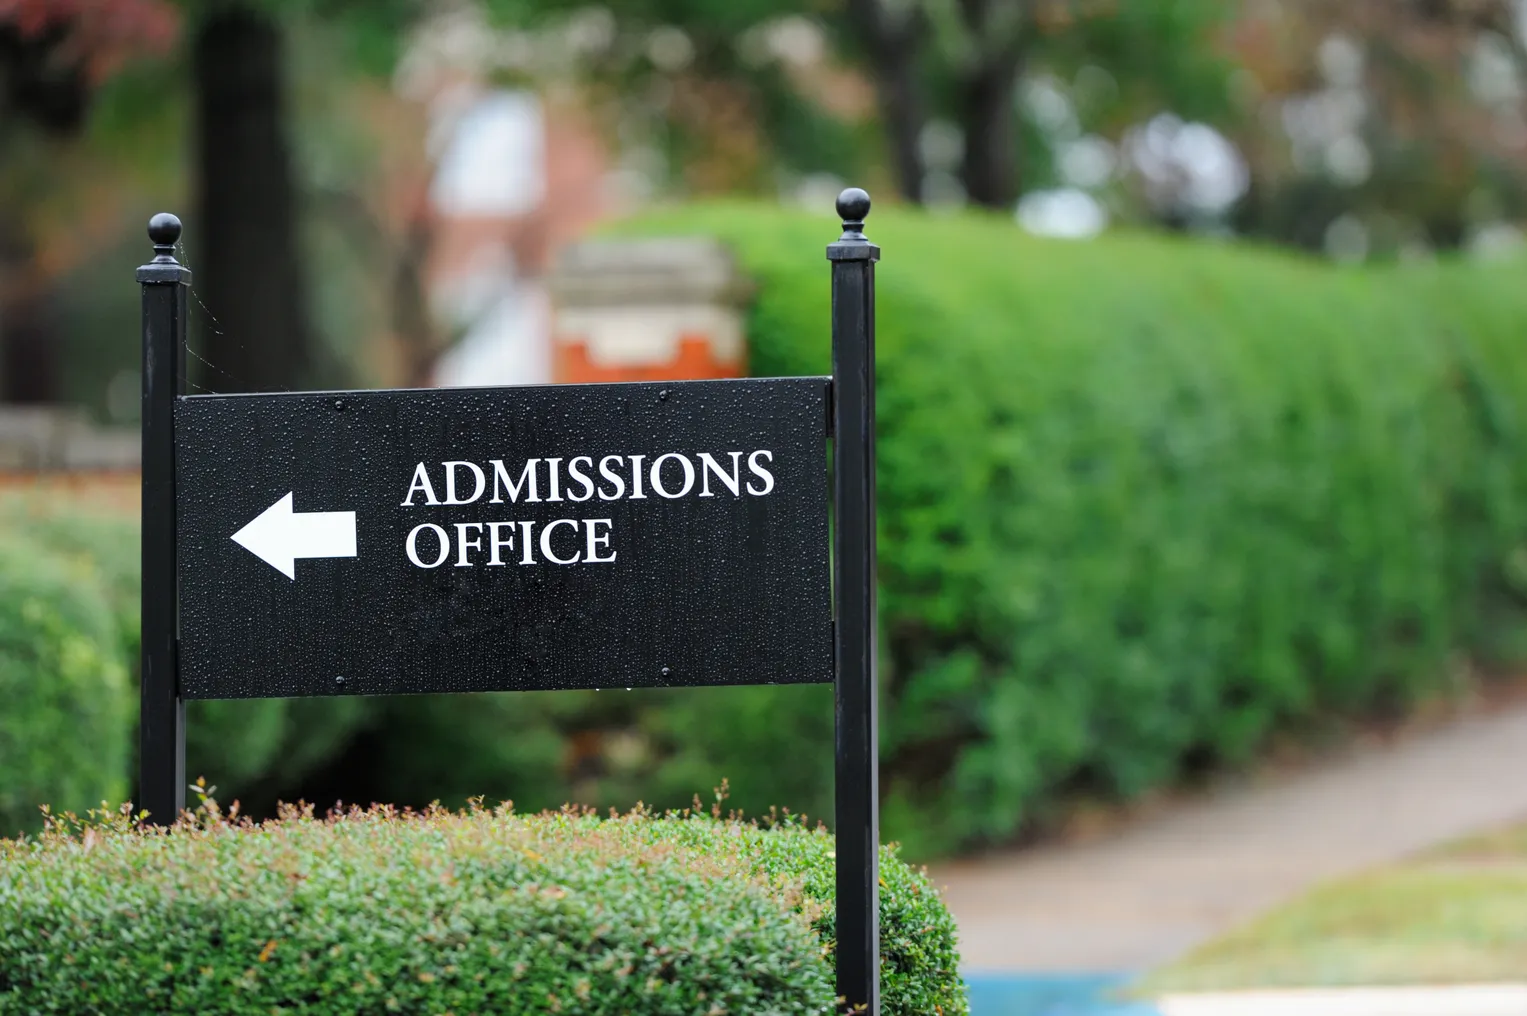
[0,499,370,826]
[0,499,572,825]
[597,204,1527,855]
[11,204,1527,862]
[0,530,129,835]
[0,803,965,1015]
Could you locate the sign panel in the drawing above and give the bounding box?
[175,377,832,699]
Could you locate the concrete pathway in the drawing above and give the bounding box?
[1158,986,1527,1016]
[932,703,1527,973]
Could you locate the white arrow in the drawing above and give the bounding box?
[231,492,357,580]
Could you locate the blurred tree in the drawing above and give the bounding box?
[190,3,311,392]
[494,0,1237,211]
[1,0,421,401]
[0,0,176,402]
[894,0,1031,207]
[468,0,867,198]
[181,0,420,392]
[911,0,1238,209]
[843,0,927,201]
[1227,0,1527,257]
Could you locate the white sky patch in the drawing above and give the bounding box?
[430,90,546,218]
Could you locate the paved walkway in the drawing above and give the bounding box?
[931,702,1527,973]
[1157,985,1527,1016]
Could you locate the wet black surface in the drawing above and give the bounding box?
[175,377,832,699]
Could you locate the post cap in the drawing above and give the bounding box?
[836,187,871,226]
[148,212,181,248]
[138,212,190,282]
[828,187,878,259]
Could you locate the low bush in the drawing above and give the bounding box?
[0,801,966,1016]
[0,532,129,836]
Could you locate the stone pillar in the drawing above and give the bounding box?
[548,237,751,384]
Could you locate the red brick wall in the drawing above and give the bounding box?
[553,332,744,384]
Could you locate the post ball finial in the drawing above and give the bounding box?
[146,212,182,265]
[148,212,181,247]
[836,187,871,226]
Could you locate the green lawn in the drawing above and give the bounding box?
[1143,823,1527,991]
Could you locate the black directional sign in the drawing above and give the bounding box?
[174,377,832,699]
[141,191,883,1013]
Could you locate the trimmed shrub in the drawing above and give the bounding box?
[595,204,1527,856]
[0,803,966,1016]
[0,533,130,836]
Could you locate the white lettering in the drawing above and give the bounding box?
[518,520,536,564]
[567,456,595,502]
[545,457,564,502]
[698,451,743,497]
[628,455,647,499]
[650,453,695,499]
[487,521,515,566]
[443,461,485,505]
[406,523,450,567]
[489,459,541,504]
[453,522,483,566]
[598,455,626,500]
[539,518,581,564]
[584,518,616,563]
[746,450,775,495]
[401,462,440,506]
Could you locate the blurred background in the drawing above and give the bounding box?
[6,0,1527,1011]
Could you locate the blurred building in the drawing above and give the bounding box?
[424,88,604,388]
[549,237,750,383]
[418,88,748,389]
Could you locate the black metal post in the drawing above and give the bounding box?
[829,188,880,1014]
[138,213,189,826]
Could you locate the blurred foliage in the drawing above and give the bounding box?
[7,202,1527,857]
[142,1,423,76]
[461,0,875,197]
[302,202,1527,857]
[1227,0,1527,256]
[470,0,1235,207]
[8,0,1527,413]
[345,684,835,831]
[5,0,1527,859]
[0,512,129,836]
[0,1,180,402]
[0,498,371,829]
[884,0,1237,205]
[601,202,1527,856]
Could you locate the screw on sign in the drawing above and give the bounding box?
[137,190,882,1012]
